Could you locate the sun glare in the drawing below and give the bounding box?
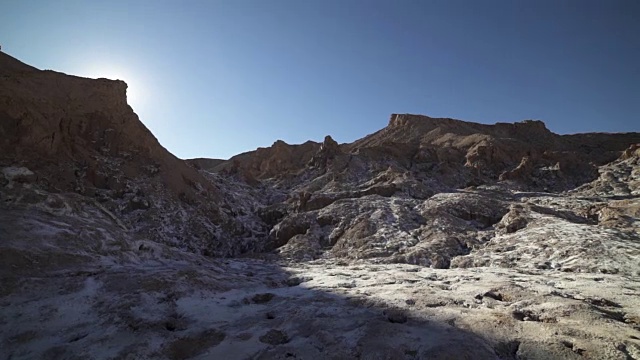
[78,65,146,111]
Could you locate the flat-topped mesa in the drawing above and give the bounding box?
[390,113,551,134]
[493,119,552,140]
[388,113,455,128]
[506,119,547,130]
[89,78,130,108]
[495,119,550,134]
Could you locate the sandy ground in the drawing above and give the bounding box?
[2,255,639,360]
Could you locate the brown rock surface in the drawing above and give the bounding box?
[0,52,265,257]
[0,52,211,200]
[214,139,321,179]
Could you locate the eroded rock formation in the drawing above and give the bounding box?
[1,52,639,359]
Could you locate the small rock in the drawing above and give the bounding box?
[405,299,416,306]
[286,277,303,287]
[512,310,540,322]
[128,196,150,210]
[535,263,551,270]
[482,291,504,301]
[236,332,252,341]
[266,312,276,320]
[164,317,188,332]
[45,195,65,209]
[385,309,408,324]
[251,293,275,304]
[259,329,289,345]
[165,329,225,360]
[2,167,36,183]
[338,281,356,288]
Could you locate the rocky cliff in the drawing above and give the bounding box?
[0,52,266,257]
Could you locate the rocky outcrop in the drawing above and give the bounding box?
[214,140,321,180]
[213,113,639,267]
[208,114,639,204]
[621,143,640,160]
[307,135,342,169]
[499,156,536,182]
[0,55,212,201]
[341,114,638,191]
[573,143,640,198]
[0,52,265,257]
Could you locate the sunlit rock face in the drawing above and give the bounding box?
[212,111,639,272]
[1,52,640,359]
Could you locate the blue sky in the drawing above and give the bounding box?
[2,0,638,159]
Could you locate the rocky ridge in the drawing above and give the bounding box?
[1,52,639,359]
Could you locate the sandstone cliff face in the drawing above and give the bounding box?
[0,52,266,256]
[0,53,203,197]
